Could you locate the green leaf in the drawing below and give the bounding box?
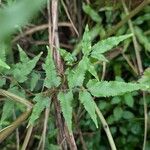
[91,34,133,57]
[98,101,108,110]
[29,93,50,125]
[0,77,6,87]
[119,127,127,135]
[87,59,99,80]
[124,94,134,107]
[91,53,108,62]
[134,13,150,25]
[12,51,42,83]
[58,48,76,65]
[113,107,123,121]
[0,42,7,62]
[0,100,14,126]
[29,72,40,91]
[111,97,121,104]
[87,79,146,97]
[139,68,150,90]
[83,3,102,23]
[135,26,150,52]
[130,123,142,135]
[0,86,25,125]
[67,57,88,88]
[49,144,60,150]
[79,90,98,128]
[17,45,29,63]
[122,111,134,119]
[82,25,92,56]
[0,58,10,69]
[67,57,99,88]
[107,115,115,125]
[43,46,61,88]
[0,0,46,40]
[58,91,73,132]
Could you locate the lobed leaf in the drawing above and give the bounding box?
[91,53,108,62]
[17,45,29,63]
[12,50,42,83]
[0,100,14,126]
[138,68,150,90]
[58,48,76,65]
[86,58,99,80]
[29,93,50,125]
[58,91,73,132]
[43,46,61,88]
[91,34,133,57]
[79,90,98,128]
[67,57,88,88]
[87,79,148,97]
[29,72,41,91]
[81,25,92,56]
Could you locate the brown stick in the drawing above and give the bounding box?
[48,1,67,149]
[0,109,32,143]
[12,22,72,43]
[48,0,77,149]
[73,113,87,150]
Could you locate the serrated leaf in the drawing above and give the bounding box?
[12,51,42,83]
[91,53,108,62]
[58,91,73,132]
[17,45,29,63]
[58,48,76,65]
[0,100,14,126]
[30,72,40,91]
[6,86,26,111]
[82,25,92,56]
[88,64,99,80]
[0,86,25,125]
[139,68,150,90]
[67,57,88,88]
[67,57,99,88]
[29,93,50,125]
[91,34,133,57]
[87,59,99,80]
[87,79,146,97]
[83,3,102,23]
[43,46,61,88]
[0,58,10,69]
[79,90,98,128]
